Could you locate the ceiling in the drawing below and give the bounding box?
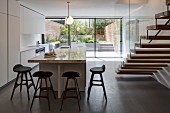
[19,0,148,17]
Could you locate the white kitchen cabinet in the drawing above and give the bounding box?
[0,13,7,87]
[0,0,7,14]
[23,7,45,34]
[8,0,20,17]
[21,49,38,68]
[8,16,20,81]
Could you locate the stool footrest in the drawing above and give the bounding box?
[92,80,101,82]
[40,87,53,90]
[63,96,79,99]
[34,95,48,98]
[92,83,102,86]
[65,87,77,91]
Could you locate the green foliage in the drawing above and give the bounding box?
[46,34,57,42]
[59,38,68,43]
[76,35,96,43]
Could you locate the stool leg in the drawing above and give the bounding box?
[39,78,42,99]
[30,78,40,110]
[20,73,23,92]
[60,77,69,111]
[100,74,107,101]
[74,78,81,111]
[45,78,50,110]
[87,73,94,100]
[48,77,56,99]
[10,73,20,100]
[29,71,36,90]
[25,72,30,100]
[75,79,81,100]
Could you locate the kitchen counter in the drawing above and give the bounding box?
[28,46,86,98]
[28,46,86,63]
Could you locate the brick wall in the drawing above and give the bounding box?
[104,21,120,52]
[45,20,62,41]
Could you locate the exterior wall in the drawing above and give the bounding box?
[104,21,120,53]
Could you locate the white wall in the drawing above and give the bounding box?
[20,34,42,48]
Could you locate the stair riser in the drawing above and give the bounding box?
[155,11,170,19]
[127,60,170,63]
[121,67,162,69]
[147,36,170,40]
[147,25,170,30]
[141,45,170,48]
[135,51,170,54]
[124,64,168,67]
[117,71,154,74]
[131,56,170,59]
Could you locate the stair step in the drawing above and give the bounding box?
[124,63,169,67]
[117,69,156,74]
[155,11,170,19]
[147,36,170,40]
[130,54,170,59]
[140,43,170,48]
[127,59,170,63]
[99,43,113,46]
[135,48,170,54]
[100,46,114,48]
[166,0,170,5]
[147,25,170,30]
[121,66,163,69]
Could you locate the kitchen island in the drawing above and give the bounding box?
[28,46,86,98]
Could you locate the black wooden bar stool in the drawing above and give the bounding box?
[87,65,107,101]
[30,71,56,110]
[10,64,35,100]
[60,71,81,111]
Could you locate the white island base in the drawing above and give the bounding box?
[39,63,86,98]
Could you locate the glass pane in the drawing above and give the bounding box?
[95,18,122,57]
[45,19,69,50]
[70,19,95,57]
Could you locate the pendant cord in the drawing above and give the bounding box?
[67,2,70,16]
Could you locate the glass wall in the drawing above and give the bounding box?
[45,0,166,58]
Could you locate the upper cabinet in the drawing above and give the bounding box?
[8,0,20,17]
[0,0,7,14]
[21,6,45,34]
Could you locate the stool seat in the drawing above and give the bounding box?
[33,71,52,77]
[10,64,35,101]
[90,67,104,73]
[62,71,80,77]
[13,64,32,73]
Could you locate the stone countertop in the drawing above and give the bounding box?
[28,46,86,63]
[20,44,49,52]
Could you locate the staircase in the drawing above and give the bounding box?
[117,0,170,75]
[99,43,114,51]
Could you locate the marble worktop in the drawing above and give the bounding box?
[28,46,86,63]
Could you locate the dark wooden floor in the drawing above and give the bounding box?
[1,61,170,113]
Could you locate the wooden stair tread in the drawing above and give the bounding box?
[127,59,170,63]
[147,25,170,30]
[117,69,157,74]
[121,66,163,69]
[124,63,169,66]
[155,11,170,19]
[135,48,170,51]
[147,36,170,40]
[131,54,170,56]
[139,43,170,48]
